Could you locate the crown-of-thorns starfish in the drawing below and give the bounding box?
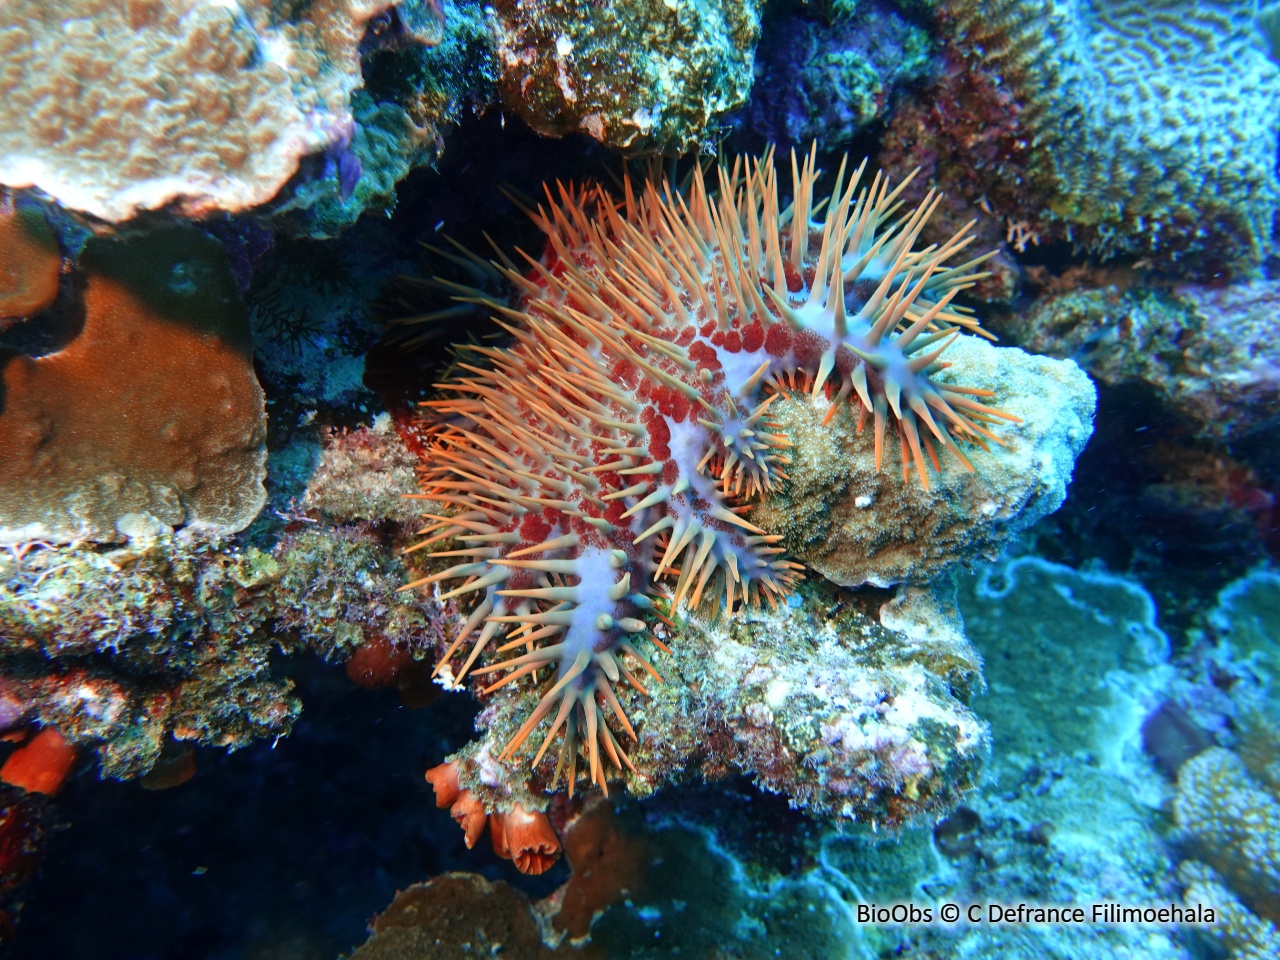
[402,145,1020,797]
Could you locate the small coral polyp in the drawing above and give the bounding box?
[409,146,1016,798]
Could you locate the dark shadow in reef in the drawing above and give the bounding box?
[10,658,563,960]
[1028,380,1272,640]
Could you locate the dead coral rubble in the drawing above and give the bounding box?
[753,337,1094,587]
[437,578,989,831]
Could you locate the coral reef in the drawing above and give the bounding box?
[0,0,496,235]
[0,222,267,543]
[1014,279,1280,441]
[1135,567,1280,958]
[1174,746,1280,954]
[1208,569,1280,688]
[354,794,850,958]
[270,0,499,237]
[409,149,1089,826]
[0,438,441,780]
[827,556,1188,960]
[349,872,591,959]
[426,760,562,874]
[875,56,1031,301]
[924,0,1280,273]
[1179,860,1280,960]
[0,0,422,222]
[0,539,297,779]
[435,576,989,829]
[737,0,934,148]
[550,798,648,939]
[490,0,762,151]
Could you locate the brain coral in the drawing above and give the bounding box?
[407,148,1093,819]
[932,0,1280,272]
[0,0,409,221]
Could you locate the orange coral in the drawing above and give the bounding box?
[0,224,267,542]
[491,805,561,875]
[553,799,648,938]
[0,728,76,796]
[425,761,562,874]
[346,637,416,689]
[426,761,487,847]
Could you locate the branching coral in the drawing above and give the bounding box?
[408,148,1024,805]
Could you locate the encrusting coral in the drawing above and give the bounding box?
[490,0,762,152]
[408,147,1094,853]
[1175,746,1280,959]
[0,221,267,543]
[0,0,430,222]
[0,201,61,322]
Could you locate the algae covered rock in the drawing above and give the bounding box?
[491,0,762,151]
[754,338,1096,587]
[302,414,423,523]
[739,0,934,147]
[0,513,441,778]
[270,0,499,237]
[0,539,294,778]
[442,576,989,829]
[1017,280,1280,441]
